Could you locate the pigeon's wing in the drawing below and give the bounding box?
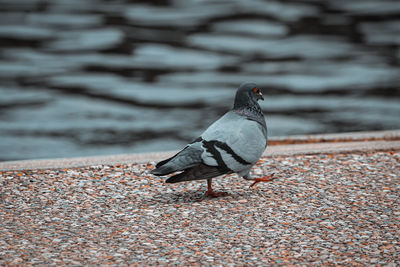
[200,111,267,174]
[150,138,204,176]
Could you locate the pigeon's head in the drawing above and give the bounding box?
[233,82,263,110]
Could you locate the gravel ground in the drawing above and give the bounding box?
[1,150,399,265]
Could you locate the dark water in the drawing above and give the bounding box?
[0,0,399,161]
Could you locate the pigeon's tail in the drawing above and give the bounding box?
[150,151,187,176]
[165,172,187,183]
[150,145,203,176]
[166,164,227,183]
[150,164,175,176]
[150,153,188,176]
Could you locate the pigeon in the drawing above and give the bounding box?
[150,82,275,197]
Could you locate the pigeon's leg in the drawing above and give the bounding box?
[249,173,275,188]
[206,179,228,197]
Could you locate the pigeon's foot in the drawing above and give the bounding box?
[250,174,275,188]
[206,178,229,197]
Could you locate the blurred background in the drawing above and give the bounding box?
[0,0,399,161]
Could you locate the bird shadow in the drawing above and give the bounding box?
[140,188,254,205]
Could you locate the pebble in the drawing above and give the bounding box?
[0,151,399,265]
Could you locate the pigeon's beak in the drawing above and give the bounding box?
[258,91,264,101]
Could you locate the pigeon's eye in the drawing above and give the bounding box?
[253,87,258,93]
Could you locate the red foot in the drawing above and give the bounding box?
[250,174,276,188]
[206,178,229,197]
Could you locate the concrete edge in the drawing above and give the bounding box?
[268,129,400,144]
[1,130,399,172]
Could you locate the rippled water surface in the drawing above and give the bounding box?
[0,0,399,161]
